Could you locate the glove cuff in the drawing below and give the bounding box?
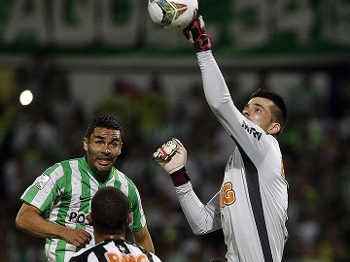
[170,167,191,187]
[193,34,212,52]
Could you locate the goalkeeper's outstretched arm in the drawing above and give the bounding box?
[153,138,222,234]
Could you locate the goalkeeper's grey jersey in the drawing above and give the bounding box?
[20,157,146,262]
[175,51,288,262]
[69,239,161,262]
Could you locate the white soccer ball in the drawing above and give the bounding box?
[148,0,198,31]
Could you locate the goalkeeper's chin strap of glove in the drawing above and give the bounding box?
[183,14,212,52]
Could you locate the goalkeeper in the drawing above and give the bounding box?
[153,15,289,262]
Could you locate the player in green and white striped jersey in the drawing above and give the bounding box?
[16,115,154,262]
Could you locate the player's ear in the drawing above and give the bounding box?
[118,142,123,155]
[268,122,281,135]
[83,137,88,151]
[88,213,93,226]
[126,213,132,225]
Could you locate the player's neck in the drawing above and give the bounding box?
[95,233,125,243]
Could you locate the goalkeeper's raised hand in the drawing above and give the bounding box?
[183,14,211,52]
[152,138,190,186]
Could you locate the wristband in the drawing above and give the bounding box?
[193,34,212,52]
[170,167,191,187]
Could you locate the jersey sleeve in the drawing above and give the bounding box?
[197,51,276,165]
[126,178,147,232]
[20,163,63,213]
[175,182,222,234]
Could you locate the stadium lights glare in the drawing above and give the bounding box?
[19,90,33,106]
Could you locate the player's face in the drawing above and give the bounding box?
[242,97,280,135]
[83,127,123,179]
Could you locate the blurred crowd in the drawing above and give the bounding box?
[0,51,350,262]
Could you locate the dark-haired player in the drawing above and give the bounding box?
[69,186,161,262]
[153,15,289,262]
[16,115,154,262]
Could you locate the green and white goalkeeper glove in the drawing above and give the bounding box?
[152,138,187,175]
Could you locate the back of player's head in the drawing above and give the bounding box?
[250,88,288,135]
[91,186,129,235]
[84,115,124,139]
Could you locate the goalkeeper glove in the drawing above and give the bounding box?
[152,138,187,174]
[183,14,212,52]
[153,138,190,187]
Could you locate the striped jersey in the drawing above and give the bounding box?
[69,239,161,262]
[175,51,288,262]
[20,157,146,262]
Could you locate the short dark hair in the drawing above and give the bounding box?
[84,115,124,139]
[91,186,129,235]
[250,88,287,135]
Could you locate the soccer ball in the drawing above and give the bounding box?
[148,0,198,31]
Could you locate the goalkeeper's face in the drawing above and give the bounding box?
[83,127,123,179]
[242,97,281,135]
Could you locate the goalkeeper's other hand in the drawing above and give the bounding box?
[152,138,187,175]
[183,14,212,52]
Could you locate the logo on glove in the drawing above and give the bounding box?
[152,140,178,161]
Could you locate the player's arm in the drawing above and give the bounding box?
[185,16,241,130]
[153,139,222,234]
[126,178,155,253]
[16,202,91,247]
[175,181,222,234]
[132,224,155,253]
[185,15,271,160]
